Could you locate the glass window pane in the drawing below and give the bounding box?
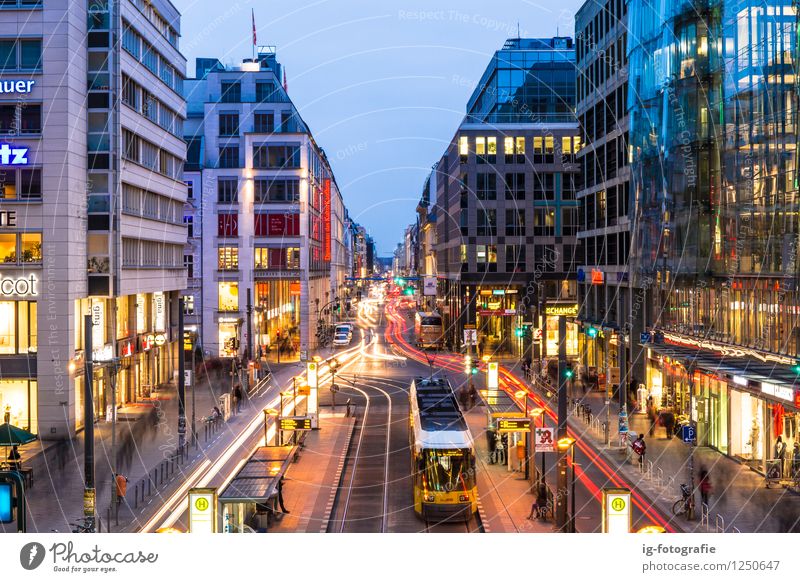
[0,303,15,354]
[0,169,15,199]
[0,233,15,262]
[0,40,14,69]
[19,39,41,69]
[20,232,41,262]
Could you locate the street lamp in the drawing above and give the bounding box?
[557,436,577,533]
[530,406,546,487]
[329,357,340,410]
[264,408,279,446]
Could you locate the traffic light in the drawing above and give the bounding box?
[564,367,575,380]
[403,286,414,296]
[586,326,598,339]
[515,326,525,338]
[464,355,471,374]
[793,361,800,375]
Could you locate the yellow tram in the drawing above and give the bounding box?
[409,377,477,521]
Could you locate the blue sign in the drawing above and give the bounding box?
[681,425,696,444]
[0,144,28,166]
[618,410,629,433]
[640,332,652,344]
[0,482,12,522]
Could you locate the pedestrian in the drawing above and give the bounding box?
[792,442,800,481]
[632,433,646,470]
[7,445,21,470]
[646,400,657,437]
[662,410,675,440]
[232,383,243,414]
[775,435,787,477]
[699,468,712,507]
[486,428,497,464]
[54,437,68,471]
[114,473,129,505]
[528,482,549,520]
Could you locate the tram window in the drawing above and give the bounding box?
[422,449,474,491]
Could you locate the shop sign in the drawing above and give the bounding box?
[92,344,114,363]
[544,302,579,317]
[492,289,506,295]
[423,276,437,296]
[141,334,154,351]
[323,179,331,262]
[0,210,15,227]
[0,144,28,166]
[119,340,134,358]
[591,269,604,285]
[0,274,37,297]
[153,292,166,333]
[533,427,555,453]
[0,80,35,94]
[761,382,793,402]
[90,299,104,350]
[154,333,166,347]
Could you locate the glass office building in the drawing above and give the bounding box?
[628,0,800,470]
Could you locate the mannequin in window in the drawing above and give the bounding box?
[746,419,760,459]
[775,436,787,477]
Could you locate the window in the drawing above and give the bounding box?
[459,136,468,163]
[505,244,526,273]
[220,81,241,103]
[562,207,578,236]
[254,112,274,133]
[534,208,556,236]
[217,213,238,237]
[217,178,238,203]
[255,81,277,102]
[183,295,195,315]
[18,39,41,70]
[476,245,497,264]
[183,254,194,277]
[534,173,555,200]
[0,232,41,263]
[218,112,239,137]
[0,103,41,135]
[0,301,37,356]
[254,213,300,236]
[504,136,514,163]
[505,209,525,236]
[218,146,239,168]
[486,136,497,163]
[254,178,300,203]
[254,246,300,269]
[0,233,13,262]
[217,246,239,270]
[503,136,526,163]
[515,137,525,163]
[476,209,496,237]
[218,281,238,311]
[476,173,496,200]
[562,173,577,200]
[534,244,557,272]
[533,136,554,163]
[476,137,486,163]
[254,145,301,169]
[459,244,468,264]
[504,173,525,200]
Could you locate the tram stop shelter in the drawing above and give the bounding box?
[219,445,297,532]
[480,387,530,473]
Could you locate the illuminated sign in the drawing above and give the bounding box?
[497,418,531,433]
[323,179,331,262]
[92,344,114,363]
[188,488,217,533]
[602,488,631,533]
[591,269,604,285]
[0,80,34,94]
[0,211,15,227]
[153,292,166,333]
[0,274,37,297]
[280,417,312,431]
[533,427,555,453]
[544,303,579,317]
[761,382,793,402]
[0,144,28,166]
[307,362,318,388]
[154,333,167,347]
[487,361,499,389]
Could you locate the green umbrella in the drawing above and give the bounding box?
[0,423,37,446]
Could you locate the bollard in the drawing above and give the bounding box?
[603,422,609,444]
[149,473,153,495]
[135,483,139,509]
[106,509,111,533]
[160,462,164,484]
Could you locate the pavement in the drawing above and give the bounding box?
[2,359,307,533]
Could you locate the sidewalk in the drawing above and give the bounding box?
[464,404,551,533]
[1,360,303,533]
[562,384,798,532]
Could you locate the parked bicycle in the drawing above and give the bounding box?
[671,483,694,517]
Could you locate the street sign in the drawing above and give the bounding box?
[188,488,217,533]
[681,424,696,444]
[184,370,192,387]
[280,417,312,431]
[307,362,318,388]
[423,276,437,296]
[602,488,631,533]
[297,384,311,396]
[497,418,531,433]
[609,367,620,386]
[487,362,499,389]
[463,329,477,346]
[533,427,555,453]
[299,350,308,362]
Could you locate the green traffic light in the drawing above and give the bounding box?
[515,327,524,338]
[403,287,414,296]
[793,362,800,375]
[565,369,574,379]
[587,327,598,338]
[471,367,478,375]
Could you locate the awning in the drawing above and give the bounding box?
[218,445,297,504]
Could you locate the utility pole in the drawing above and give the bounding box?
[555,314,568,532]
[177,297,186,452]
[83,314,96,532]
[246,288,253,361]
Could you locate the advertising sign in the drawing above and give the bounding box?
[602,488,631,533]
[323,179,331,262]
[487,362,499,389]
[544,303,579,317]
[188,488,217,533]
[153,292,166,333]
[463,329,477,346]
[423,276,437,296]
[533,427,556,453]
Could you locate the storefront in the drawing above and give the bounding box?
[474,287,522,356]
[644,352,691,420]
[254,279,300,354]
[0,297,38,432]
[694,371,728,454]
[0,378,37,432]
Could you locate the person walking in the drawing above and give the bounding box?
[115,473,129,506]
[699,468,712,507]
[792,442,800,482]
[232,383,243,414]
[646,399,657,437]
[632,433,646,470]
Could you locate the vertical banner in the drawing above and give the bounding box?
[188,488,217,533]
[307,361,319,428]
[487,362,499,389]
[323,178,331,263]
[602,488,631,533]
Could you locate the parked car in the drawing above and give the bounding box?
[333,332,351,346]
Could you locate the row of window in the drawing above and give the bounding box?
[0,168,41,200]
[217,111,297,136]
[213,246,301,271]
[454,243,578,273]
[576,0,626,62]
[121,20,183,94]
[217,144,302,170]
[122,129,183,180]
[0,102,41,135]
[130,0,180,48]
[121,183,183,225]
[468,208,578,237]
[0,232,41,264]
[583,231,631,268]
[579,85,627,146]
[217,212,300,238]
[121,238,183,268]
[458,135,582,164]
[122,74,184,138]
[463,172,576,201]
[219,80,288,104]
[215,177,300,204]
[0,38,41,72]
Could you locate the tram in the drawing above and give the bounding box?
[409,377,477,521]
[414,311,443,349]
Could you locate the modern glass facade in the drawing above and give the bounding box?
[465,37,576,124]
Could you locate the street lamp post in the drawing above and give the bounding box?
[530,407,545,486]
[329,357,340,410]
[264,408,279,446]
[515,390,529,479]
[557,436,576,533]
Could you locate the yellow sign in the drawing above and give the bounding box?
[497,418,531,433]
[487,362,499,389]
[83,489,95,515]
[602,488,631,534]
[188,488,217,534]
[297,385,311,396]
[307,362,318,388]
[611,497,626,512]
[544,303,579,317]
[280,417,312,431]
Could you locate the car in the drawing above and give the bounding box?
[332,332,351,346]
[335,323,354,338]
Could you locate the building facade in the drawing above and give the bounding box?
[575,0,643,395]
[628,0,799,471]
[183,49,347,358]
[434,37,581,359]
[0,0,188,439]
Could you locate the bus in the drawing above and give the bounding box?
[414,311,443,349]
[409,377,477,522]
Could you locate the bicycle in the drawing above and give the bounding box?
[70,519,93,533]
[671,483,694,517]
